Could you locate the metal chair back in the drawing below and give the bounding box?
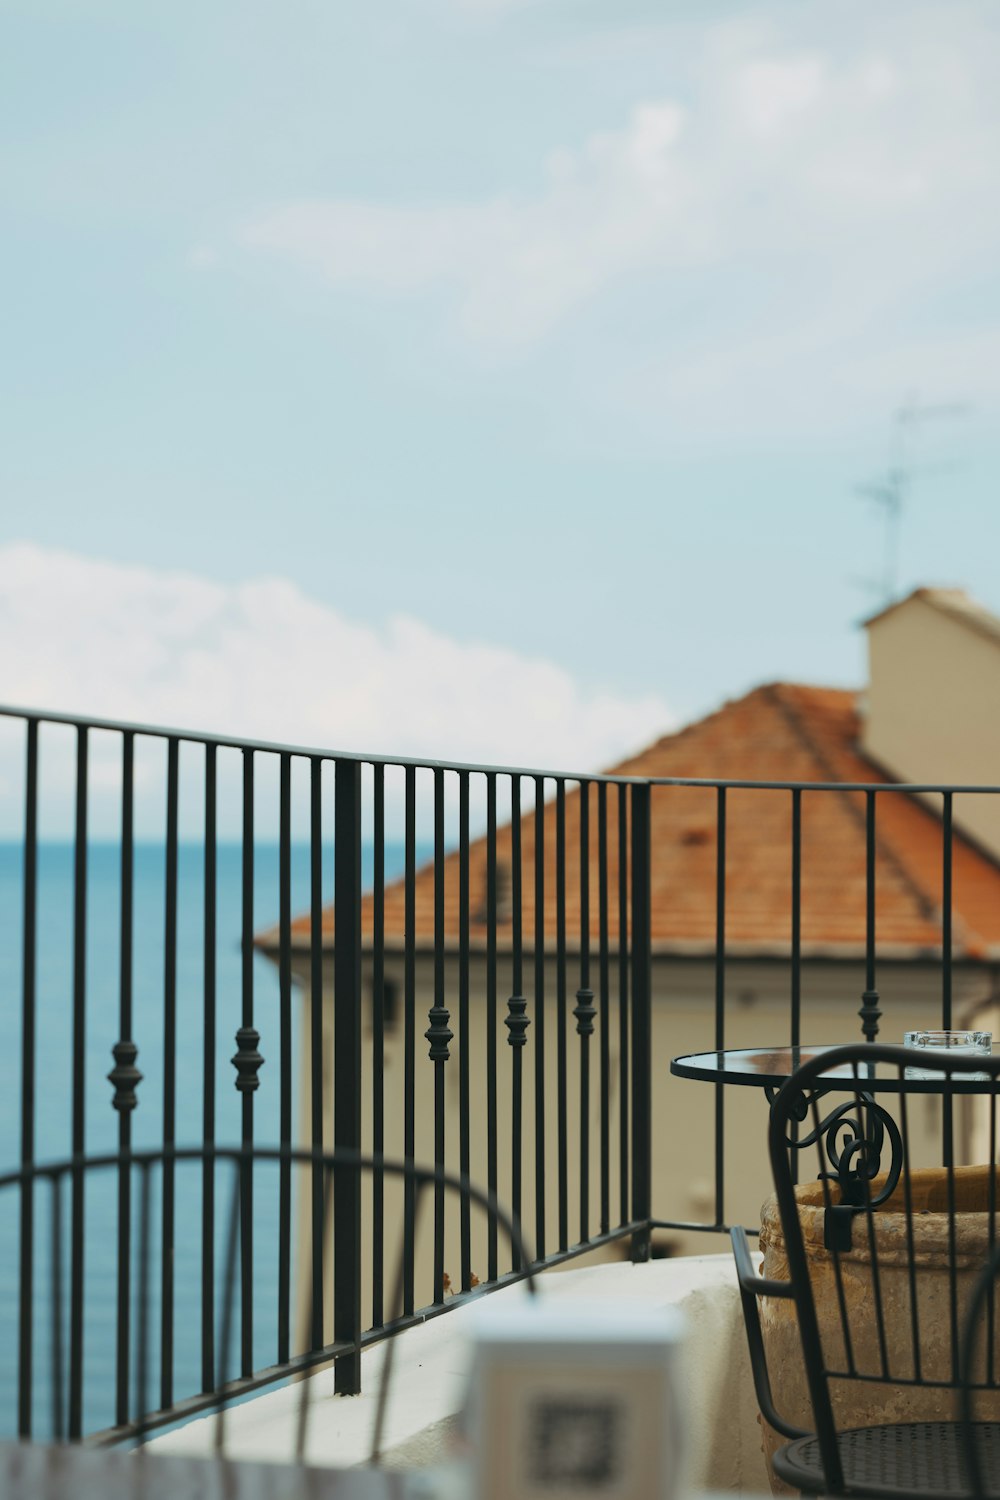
[766,1041,1000,1494]
[0,1145,534,1450]
[960,1237,1000,1498]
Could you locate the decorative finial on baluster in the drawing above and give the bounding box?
[574,988,596,1037]
[505,994,530,1047]
[859,990,882,1042]
[232,1027,264,1091]
[108,1040,142,1112]
[425,1004,453,1062]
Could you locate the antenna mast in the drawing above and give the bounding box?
[857,394,969,608]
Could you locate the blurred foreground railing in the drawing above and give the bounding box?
[0,1146,534,1447]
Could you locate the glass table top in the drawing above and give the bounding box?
[670,1044,998,1093]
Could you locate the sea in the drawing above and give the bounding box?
[0,840,420,1439]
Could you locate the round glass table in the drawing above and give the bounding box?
[670,1044,997,1240]
[670,1044,995,1094]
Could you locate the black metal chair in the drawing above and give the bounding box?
[1,1145,535,1453]
[732,1041,1000,1498]
[960,1236,1000,1499]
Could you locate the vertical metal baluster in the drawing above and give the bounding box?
[575,781,595,1244]
[372,764,386,1326]
[234,749,263,1378]
[459,771,472,1290]
[790,789,801,1050]
[630,783,652,1262]
[334,759,362,1393]
[942,791,953,1029]
[403,765,416,1315]
[813,1098,855,1375]
[859,791,881,1043]
[618,785,629,1228]
[111,731,141,1428]
[989,1094,997,1387]
[714,786,726,1229]
[309,759,324,1347]
[856,1080,890,1379]
[946,1073,959,1379]
[428,768,452,1303]
[556,781,568,1252]
[598,782,610,1236]
[18,719,38,1438]
[486,775,498,1281]
[161,737,179,1410]
[278,752,292,1364]
[216,1162,242,1414]
[201,744,217,1392]
[942,792,954,1169]
[898,1083,922,1382]
[68,725,87,1440]
[505,775,528,1272]
[51,1175,64,1441]
[135,1161,152,1444]
[533,776,546,1262]
[789,788,801,1187]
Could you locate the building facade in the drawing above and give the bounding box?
[258,588,1000,1335]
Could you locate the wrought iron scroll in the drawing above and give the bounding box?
[766,1084,903,1251]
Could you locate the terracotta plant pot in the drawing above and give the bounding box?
[757,1165,1000,1496]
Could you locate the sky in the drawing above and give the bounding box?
[3,0,1000,781]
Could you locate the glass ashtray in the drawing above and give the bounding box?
[903,1029,992,1081]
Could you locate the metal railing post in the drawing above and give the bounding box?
[630,782,652,1262]
[334,759,363,1394]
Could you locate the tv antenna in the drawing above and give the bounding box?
[855,393,969,608]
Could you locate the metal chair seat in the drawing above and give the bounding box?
[773,1421,1000,1498]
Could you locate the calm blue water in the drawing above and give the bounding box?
[0,841,416,1438]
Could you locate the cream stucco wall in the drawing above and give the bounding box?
[862,594,1000,858]
[289,949,997,1354]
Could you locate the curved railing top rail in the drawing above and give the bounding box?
[0,701,648,783]
[2,700,1000,794]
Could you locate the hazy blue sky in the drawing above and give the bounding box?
[3,0,999,769]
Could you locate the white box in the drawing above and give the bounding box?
[462,1297,687,1500]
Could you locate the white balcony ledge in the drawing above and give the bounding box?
[147,1252,767,1495]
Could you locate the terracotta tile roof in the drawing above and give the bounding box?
[261,683,1000,961]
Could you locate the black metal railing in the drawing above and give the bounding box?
[0,701,997,1443]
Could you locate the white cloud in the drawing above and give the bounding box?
[239,98,691,344]
[0,543,672,833]
[233,7,1000,367]
[736,55,827,135]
